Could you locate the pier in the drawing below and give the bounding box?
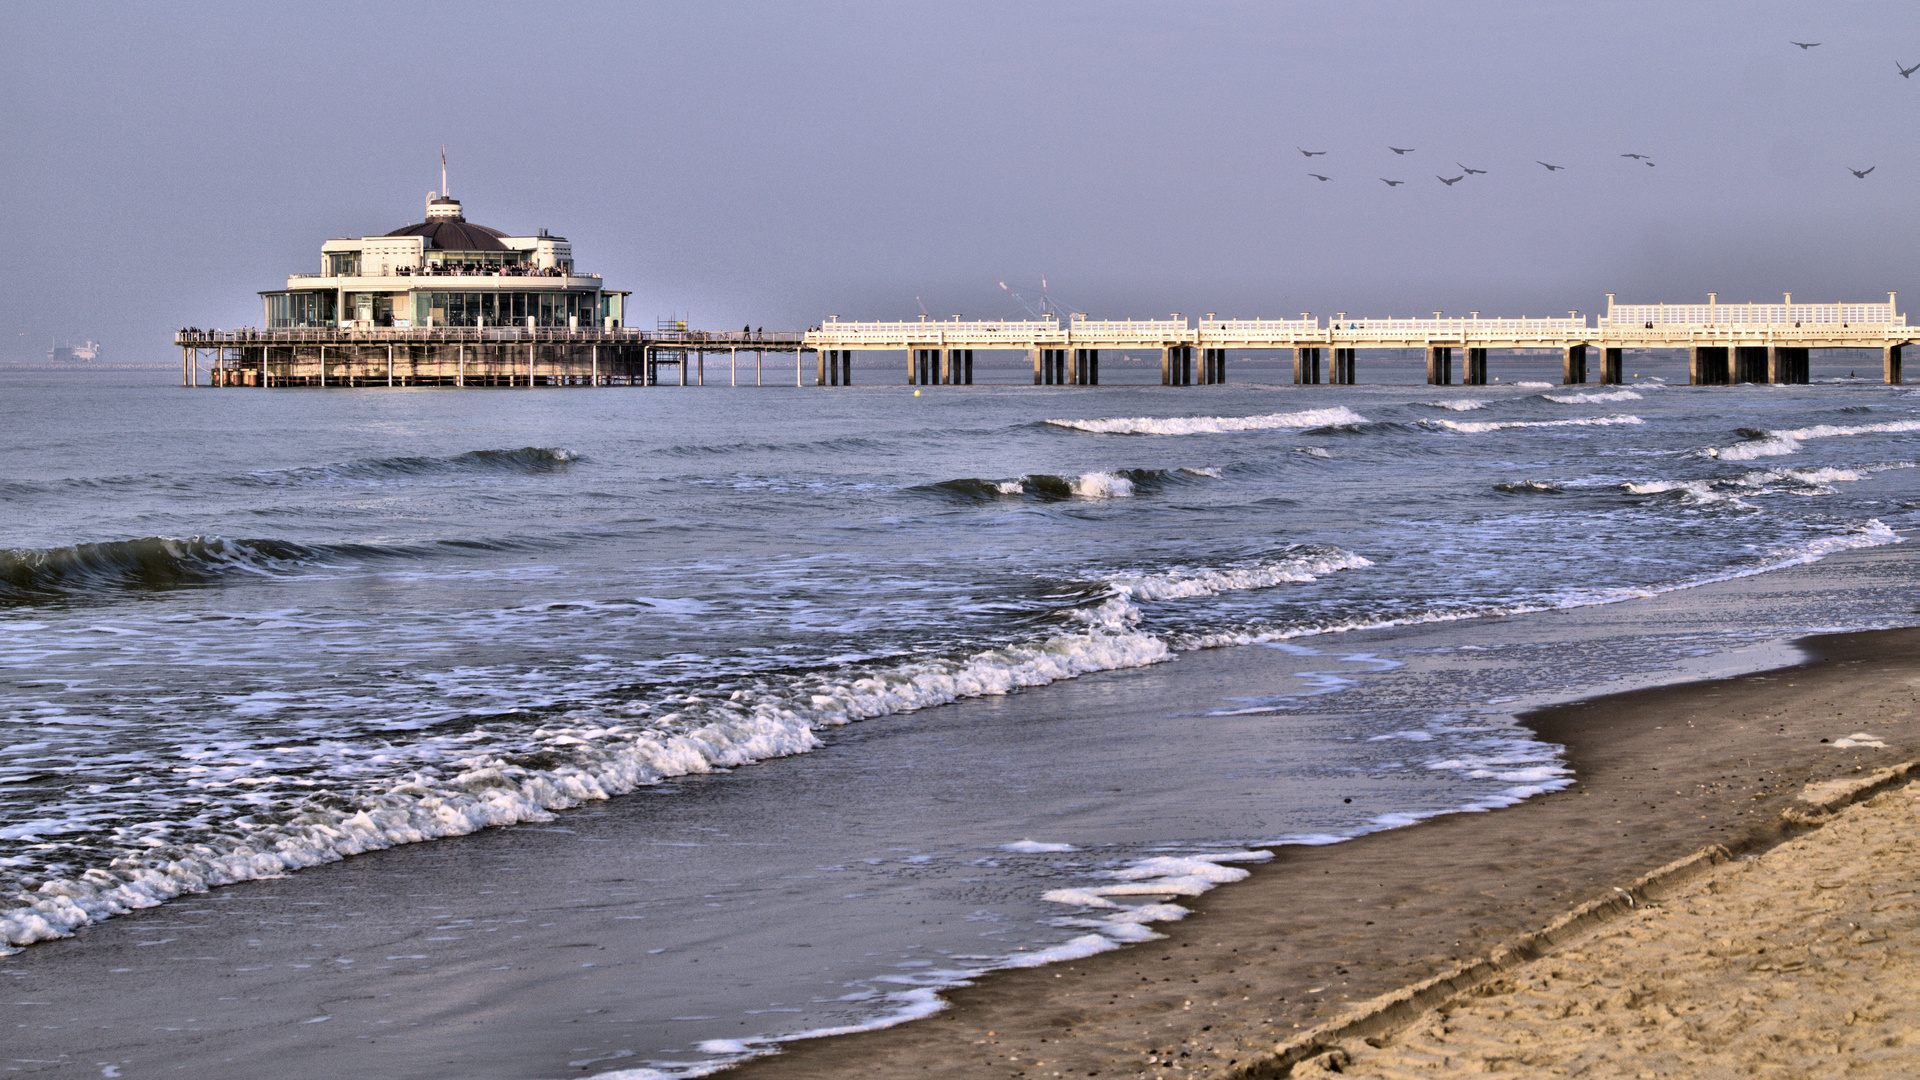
[178,293,1910,389]
[802,293,1909,387]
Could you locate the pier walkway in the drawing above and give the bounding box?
[807,294,1910,387]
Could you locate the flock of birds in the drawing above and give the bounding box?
[1304,40,1905,188]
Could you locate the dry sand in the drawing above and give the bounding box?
[1310,769,1919,1079]
[736,627,1920,1080]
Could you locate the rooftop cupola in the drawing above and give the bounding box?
[425,191,464,221]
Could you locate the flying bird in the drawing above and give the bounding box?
[1437,174,1464,186]
[1380,178,1406,186]
[1308,173,1331,181]
[1389,146,1415,155]
[1849,166,1876,178]
[1622,153,1651,159]
[1791,40,1820,49]
[1899,60,1920,78]
[1457,163,1487,175]
[1298,147,1328,157]
[1537,161,1566,171]
[1643,160,1656,166]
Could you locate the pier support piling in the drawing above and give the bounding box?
[1333,347,1356,384]
[1426,346,1453,386]
[1887,344,1904,385]
[1733,346,1768,384]
[1072,348,1098,385]
[1689,345,1730,386]
[1161,345,1193,385]
[1201,347,1226,384]
[1293,347,1321,385]
[1561,344,1586,385]
[1464,347,1488,386]
[1601,347,1622,384]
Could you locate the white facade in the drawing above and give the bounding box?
[264,192,624,330]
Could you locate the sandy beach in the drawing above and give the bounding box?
[735,625,1920,1080]
[1312,765,1919,1078]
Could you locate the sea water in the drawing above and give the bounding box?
[2,361,1916,1075]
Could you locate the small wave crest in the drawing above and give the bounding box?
[1704,419,1920,460]
[924,466,1221,502]
[0,536,327,604]
[1423,399,1488,411]
[1044,406,1369,436]
[1493,480,1563,494]
[1105,546,1372,602]
[256,446,579,483]
[1542,389,1642,404]
[1428,415,1644,434]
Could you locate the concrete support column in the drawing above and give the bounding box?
[1162,345,1193,385]
[843,350,854,385]
[1733,346,1768,384]
[1561,344,1586,385]
[1161,347,1171,385]
[1332,347,1356,384]
[1031,348,1043,385]
[1201,347,1226,384]
[1293,347,1321,385]
[1601,347,1622,384]
[1886,344,1904,385]
[1426,346,1453,386]
[1689,345,1729,386]
[1464,347,1488,386]
[817,348,828,385]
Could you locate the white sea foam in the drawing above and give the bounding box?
[1831,732,1888,749]
[1045,406,1369,436]
[1002,840,1077,853]
[1425,399,1488,411]
[1509,381,1555,388]
[1106,550,1373,602]
[993,480,1024,495]
[1704,419,1920,460]
[1,597,1176,951]
[1068,472,1135,499]
[1543,389,1642,404]
[1175,520,1903,652]
[1179,466,1223,478]
[1429,415,1645,434]
[1296,446,1331,458]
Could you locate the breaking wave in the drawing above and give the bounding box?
[1427,415,1645,434]
[1542,389,1642,404]
[1703,419,1920,461]
[1494,480,1564,494]
[1043,406,1369,435]
[1,546,1377,951]
[923,466,1222,502]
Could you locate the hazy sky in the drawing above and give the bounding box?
[3,1,1914,360]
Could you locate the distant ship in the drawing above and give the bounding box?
[47,339,102,363]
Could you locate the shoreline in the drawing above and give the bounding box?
[2,543,1916,1078]
[729,624,1920,1079]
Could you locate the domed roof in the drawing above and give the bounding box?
[384,195,510,251]
[385,218,509,252]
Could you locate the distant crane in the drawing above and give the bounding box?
[997,278,1078,320]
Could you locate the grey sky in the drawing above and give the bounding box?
[3,0,1914,360]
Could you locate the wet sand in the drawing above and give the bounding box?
[734,626,1920,1080]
